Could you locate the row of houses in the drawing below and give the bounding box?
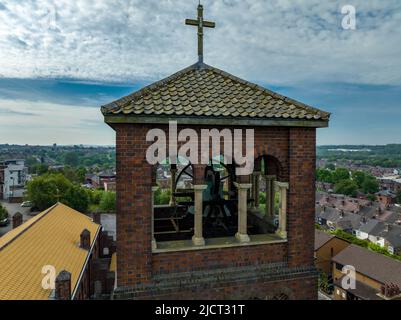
[315,230,401,300]
[84,170,116,191]
[316,192,401,254]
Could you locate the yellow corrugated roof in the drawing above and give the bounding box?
[109,252,116,272]
[0,203,100,300]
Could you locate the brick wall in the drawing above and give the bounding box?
[113,123,317,299]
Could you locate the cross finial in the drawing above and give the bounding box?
[185,3,215,63]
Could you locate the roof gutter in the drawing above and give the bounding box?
[103,115,329,128]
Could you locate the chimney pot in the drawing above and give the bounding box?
[12,212,23,228]
[80,229,91,250]
[55,270,71,300]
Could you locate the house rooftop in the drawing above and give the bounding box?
[314,229,335,251]
[0,203,101,300]
[332,245,401,287]
[101,62,330,127]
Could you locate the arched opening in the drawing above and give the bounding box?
[152,152,289,247]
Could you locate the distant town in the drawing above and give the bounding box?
[1,143,401,300]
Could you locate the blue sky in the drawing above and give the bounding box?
[0,0,400,145]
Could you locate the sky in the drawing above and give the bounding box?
[0,0,400,146]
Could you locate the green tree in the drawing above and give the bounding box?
[352,171,366,188]
[76,167,87,183]
[318,271,330,293]
[99,192,116,212]
[87,189,104,205]
[63,185,89,213]
[334,179,358,197]
[332,168,350,184]
[154,188,171,205]
[316,168,333,183]
[361,176,379,194]
[0,204,8,221]
[396,190,401,204]
[27,174,72,210]
[61,166,80,183]
[31,163,49,175]
[325,163,336,171]
[64,152,79,167]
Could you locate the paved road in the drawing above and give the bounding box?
[318,290,332,300]
[0,201,40,237]
[99,213,116,240]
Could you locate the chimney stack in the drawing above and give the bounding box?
[12,212,23,228]
[93,212,101,224]
[80,229,91,250]
[55,270,71,300]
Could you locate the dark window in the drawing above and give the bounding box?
[336,263,344,271]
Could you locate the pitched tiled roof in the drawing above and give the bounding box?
[315,229,335,251]
[332,244,401,287]
[0,203,101,300]
[101,62,330,125]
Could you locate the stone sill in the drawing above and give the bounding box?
[152,233,287,253]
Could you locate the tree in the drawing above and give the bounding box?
[332,168,350,184]
[352,171,366,189]
[361,176,379,194]
[63,185,89,213]
[334,179,358,197]
[99,192,116,212]
[27,174,72,210]
[325,163,335,171]
[316,168,333,183]
[76,167,87,183]
[87,189,104,205]
[0,204,8,221]
[31,163,49,175]
[62,166,80,183]
[64,152,79,167]
[154,188,171,205]
[396,190,401,204]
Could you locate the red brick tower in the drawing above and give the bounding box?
[101,5,330,300]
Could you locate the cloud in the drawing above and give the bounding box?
[0,98,114,145]
[0,0,400,86]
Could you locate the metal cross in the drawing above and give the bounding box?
[185,4,215,63]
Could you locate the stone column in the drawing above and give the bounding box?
[151,186,158,250]
[253,171,261,210]
[169,164,177,206]
[276,181,289,238]
[234,182,252,243]
[265,175,276,219]
[192,185,207,246]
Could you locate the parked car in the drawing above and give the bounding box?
[0,215,9,227]
[21,201,33,207]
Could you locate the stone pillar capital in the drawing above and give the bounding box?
[193,184,207,191]
[233,182,252,190]
[275,181,289,190]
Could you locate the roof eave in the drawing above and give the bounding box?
[103,114,329,128]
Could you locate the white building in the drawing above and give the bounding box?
[0,159,28,200]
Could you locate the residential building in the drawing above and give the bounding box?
[333,245,401,300]
[314,230,350,275]
[0,159,28,202]
[376,190,397,207]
